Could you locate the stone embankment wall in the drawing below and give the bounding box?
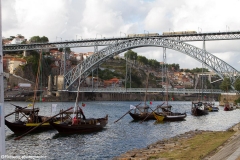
[8,74,35,89]
[219,94,240,106]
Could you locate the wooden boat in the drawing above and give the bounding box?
[128,104,166,121]
[49,103,108,135]
[5,51,62,135]
[191,102,209,116]
[224,102,234,111]
[204,102,219,112]
[49,66,108,135]
[128,72,162,121]
[129,106,154,121]
[49,114,108,134]
[5,106,60,134]
[157,105,187,121]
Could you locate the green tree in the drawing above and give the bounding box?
[29,36,41,43]
[40,36,49,43]
[191,67,209,73]
[137,55,148,65]
[30,36,49,43]
[23,50,40,75]
[148,59,160,68]
[234,78,240,91]
[59,47,71,53]
[171,63,180,71]
[124,50,138,60]
[219,77,231,92]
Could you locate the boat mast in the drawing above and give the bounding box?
[32,50,42,109]
[0,0,6,154]
[74,65,82,116]
[144,72,149,107]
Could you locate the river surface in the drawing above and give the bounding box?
[4,101,240,160]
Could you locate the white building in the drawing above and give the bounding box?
[8,58,27,74]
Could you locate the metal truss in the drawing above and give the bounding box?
[68,87,234,94]
[3,31,240,51]
[164,31,240,41]
[64,37,240,90]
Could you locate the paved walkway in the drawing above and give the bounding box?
[205,124,240,160]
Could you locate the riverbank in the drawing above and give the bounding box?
[5,91,221,102]
[113,122,240,160]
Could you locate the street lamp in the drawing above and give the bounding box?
[226,25,230,32]
[96,33,102,39]
[120,32,126,37]
[144,30,149,36]
[198,27,202,33]
[56,36,62,42]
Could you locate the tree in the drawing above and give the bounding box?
[148,59,160,69]
[59,47,71,53]
[40,36,49,43]
[124,50,137,60]
[219,77,231,92]
[234,78,240,92]
[137,55,148,65]
[29,36,49,43]
[29,36,41,43]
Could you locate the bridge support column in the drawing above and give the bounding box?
[47,75,52,96]
[23,50,28,57]
[56,90,69,101]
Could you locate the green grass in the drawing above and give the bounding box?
[149,130,235,160]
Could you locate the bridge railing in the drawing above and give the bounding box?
[67,87,235,94]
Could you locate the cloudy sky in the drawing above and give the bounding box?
[2,0,240,70]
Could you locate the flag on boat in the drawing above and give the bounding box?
[130,105,136,109]
[51,104,57,116]
[82,103,86,107]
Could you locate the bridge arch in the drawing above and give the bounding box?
[64,37,240,90]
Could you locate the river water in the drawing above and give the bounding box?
[4,101,240,160]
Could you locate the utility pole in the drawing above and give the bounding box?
[0,0,6,155]
[125,56,127,90]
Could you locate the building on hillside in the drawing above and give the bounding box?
[161,82,172,89]
[173,85,185,90]
[8,58,27,74]
[103,77,122,88]
[2,38,12,45]
[2,56,15,72]
[85,76,102,87]
[10,34,26,44]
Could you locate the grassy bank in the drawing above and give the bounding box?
[149,130,235,160]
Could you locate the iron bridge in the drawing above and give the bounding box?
[3,31,240,51]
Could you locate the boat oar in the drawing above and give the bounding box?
[14,107,73,140]
[114,109,133,123]
[5,106,28,118]
[114,102,142,123]
[140,102,165,123]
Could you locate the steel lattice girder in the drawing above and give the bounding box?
[3,31,240,51]
[64,37,240,90]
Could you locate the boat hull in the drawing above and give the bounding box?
[5,119,53,134]
[164,113,187,121]
[129,112,155,121]
[49,115,108,134]
[191,107,208,116]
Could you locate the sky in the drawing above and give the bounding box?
[2,0,240,70]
